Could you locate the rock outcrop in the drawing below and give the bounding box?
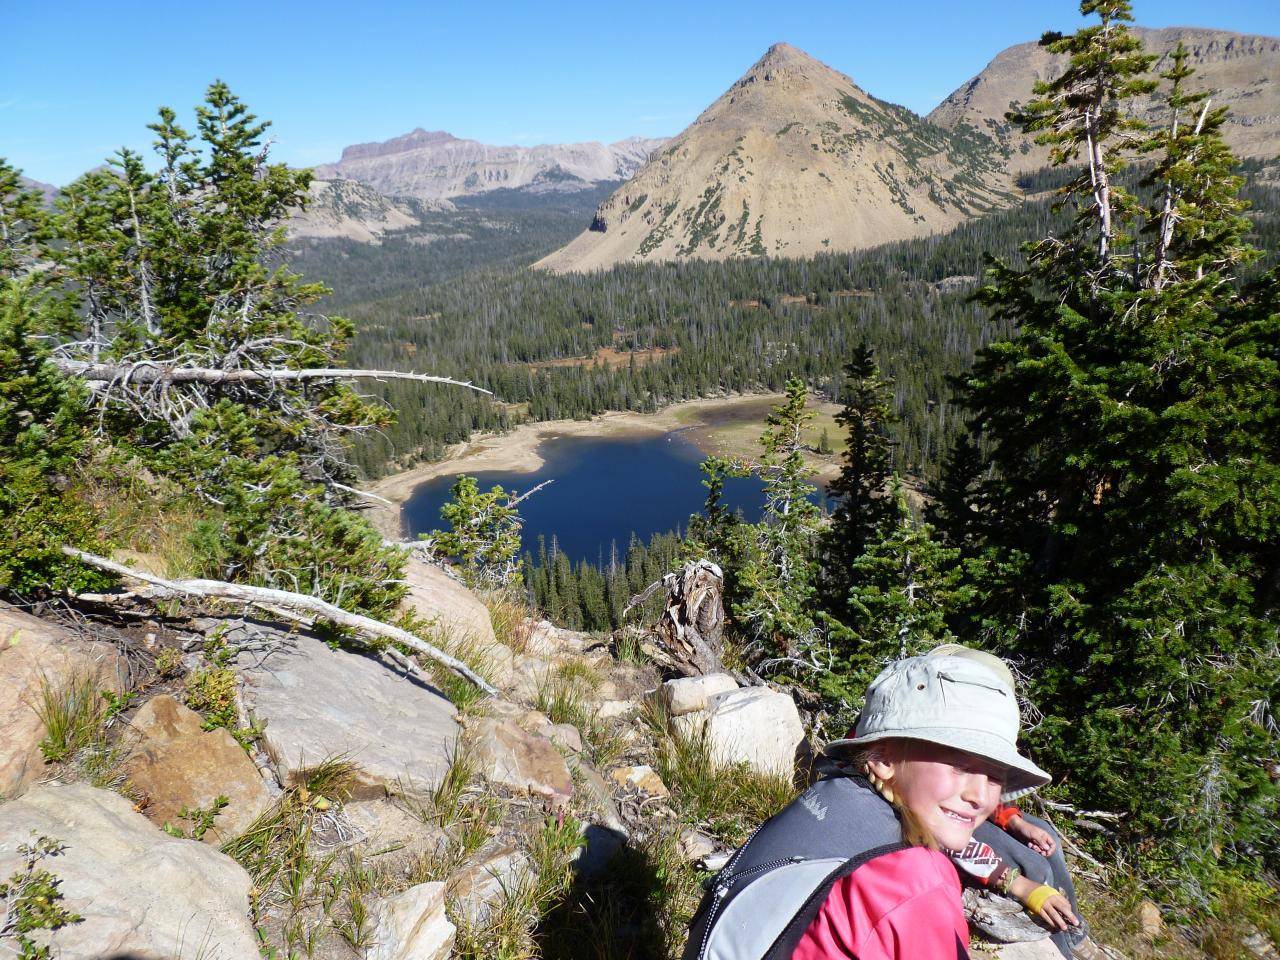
[288,178,451,243]
[316,130,666,201]
[0,604,124,798]
[235,627,459,797]
[0,782,259,958]
[367,881,455,960]
[673,685,806,778]
[122,694,273,843]
[537,43,1009,272]
[403,556,499,650]
[468,716,574,802]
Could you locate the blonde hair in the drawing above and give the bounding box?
[851,740,939,850]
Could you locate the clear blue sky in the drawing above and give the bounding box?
[4,0,1277,185]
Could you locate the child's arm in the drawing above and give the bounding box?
[1009,874,1077,931]
[1002,812,1057,857]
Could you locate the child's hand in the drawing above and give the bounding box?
[1030,890,1078,931]
[1009,815,1057,856]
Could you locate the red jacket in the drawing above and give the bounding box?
[791,846,969,959]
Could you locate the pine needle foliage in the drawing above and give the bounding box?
[939,1,1280,892]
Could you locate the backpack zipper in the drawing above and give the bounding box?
[696,855,804,960]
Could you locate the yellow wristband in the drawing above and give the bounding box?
[1024,884,1059,917]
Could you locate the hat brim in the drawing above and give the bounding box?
[824,726,1051,801]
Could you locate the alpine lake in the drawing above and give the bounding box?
[400,420,833,566]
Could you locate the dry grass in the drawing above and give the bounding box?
[645,700,798,847]
[482,591,536,655]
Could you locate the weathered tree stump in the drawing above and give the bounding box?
[633,560,726,677]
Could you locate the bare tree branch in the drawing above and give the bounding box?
[54,360,493,394]
[62,546,498,696]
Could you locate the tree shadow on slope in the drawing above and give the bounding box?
[534,826,702,960]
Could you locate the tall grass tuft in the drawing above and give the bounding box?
[646,700,797,847]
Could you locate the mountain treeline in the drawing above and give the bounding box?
[331,159,1278,480]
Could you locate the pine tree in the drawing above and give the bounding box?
[0,281,105,596]
[949,2,1279,887]
[729,380,823,660]
[39,83,408,616]
[424,474,526,590]
[821,478,968,710]
[822,344,898,614]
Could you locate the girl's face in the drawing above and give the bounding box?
[869,741,1006,851]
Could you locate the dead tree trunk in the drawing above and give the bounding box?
[630,560,726,677]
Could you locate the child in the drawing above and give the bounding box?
[929,644,1099,959]
[685,653,1054,960]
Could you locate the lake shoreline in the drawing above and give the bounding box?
[362,393,806,537]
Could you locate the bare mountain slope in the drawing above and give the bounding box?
[288,178,455,243]
[929,27,1280,175]
[536,43,1010,273]
[315,131,665,201]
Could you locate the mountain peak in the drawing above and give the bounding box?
[537,45,1009,273]
[734,42,838,89]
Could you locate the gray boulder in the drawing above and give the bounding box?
[0,782,258,959]
[235,629,458,798]
[366,881,455,960]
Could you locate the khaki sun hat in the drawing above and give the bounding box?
[825,655,1051,797]
[927,643,1017,694]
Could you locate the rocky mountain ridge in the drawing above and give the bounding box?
[928,26,1280,175]
[316,130,667,201]
[536,43,1011,273]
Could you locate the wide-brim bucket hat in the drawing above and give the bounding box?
[825,655,1051,799]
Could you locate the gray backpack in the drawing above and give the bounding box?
[682,774,906,960]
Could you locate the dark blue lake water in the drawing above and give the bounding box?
[401,431,829,566]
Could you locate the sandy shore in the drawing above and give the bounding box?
[362,394,788,536]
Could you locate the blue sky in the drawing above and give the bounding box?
[5,0,1277,185]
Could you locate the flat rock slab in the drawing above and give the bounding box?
[468,717,573,802]
[0,782,258,959]
[985,942,1066,959]
[236,630,458,798]
[0,604,125,798]
[123,694,273,843]
[403,556,497,648]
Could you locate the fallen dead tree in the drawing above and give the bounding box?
[63,546,498,697]
[55,360,492,394]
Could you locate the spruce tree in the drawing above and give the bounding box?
[949,2,1279,886]
[821,478,968,709]
[729,380,823,660]
[822,343,897,614]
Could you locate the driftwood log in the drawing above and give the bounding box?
[628,559,726,677]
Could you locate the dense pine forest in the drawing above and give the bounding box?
[310,161,1280,479]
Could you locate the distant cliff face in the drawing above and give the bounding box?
[929,26,1280,175]
[315,131,667,200]
[288,178,453,243]
[536,43,1010,273]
